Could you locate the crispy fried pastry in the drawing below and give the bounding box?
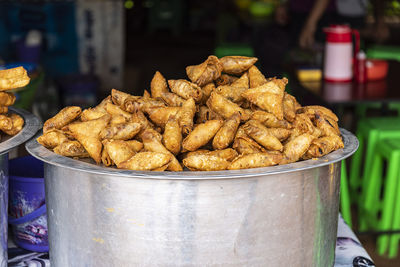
[182,120,223,151]
[0,66,30,91]
[43,106,81,133]
[186,55,223,86]
[220,56,258,75]
[168,79,203,102]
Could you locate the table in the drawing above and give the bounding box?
[290,60,400,111]
[7,214,374,267]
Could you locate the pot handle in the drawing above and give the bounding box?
[8,204,47,225]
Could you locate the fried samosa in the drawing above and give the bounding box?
[313,112,341,137]
[251,110,292,129]
[303,135,344,159]
[215,85,247,103]
[37,129,68,149]
[0,106,8,114]
[124,96,166,114]
[105,102,133,121]
[248,65,267,88]
[99,122,141,140]
[243,120,283,151]
[241,78,287,120]
[162,116,182,155]
[126,140,144,152]
[220,56,258,75]
[111,89,133,107]
[101,148,113,166]
[231,72,249,88]
[289,113,321,140]
[0,115,12,131]
[142,129,182,171]
[228,152,282,170]
[186,55,223,87]
[207,92,250,121]
[66,114,111,163]
[191,148,238,161]
[102,139,137,167]
[0,66,30,91]
[232,126,265,155]
[147,106,181,128]
[200,83,215,104]
[2,113,24,136]
[118,152,172,171]
[215,74,238,86]
[281,133,314,164]
[110,114,128,125]
[182,119,223,151]
[168,79,203,102]
[53,140,89,158]
[297,105,338,122]
[212,112,240,150]
[196,105,223,124]
[160,91,185,107]
[81,96,111,121]
[283,93,297,122]
[0,92,16,106]
[183,154,229,171]
[43,106,81,133]
[177,98,196,135]
[150,71,168,99]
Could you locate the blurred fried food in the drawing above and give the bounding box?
[0,66,30,91]
[0,66,31,137]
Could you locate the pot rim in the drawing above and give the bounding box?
[25,128,358,180]
[0,107,42,155]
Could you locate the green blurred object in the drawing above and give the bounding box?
[249,1,275,18]
[340,160,352,228]
[124,0,134,9]
[214,43,255,58]
[13,71,44,110]
[367,45,400,62]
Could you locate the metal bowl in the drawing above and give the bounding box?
[26,128,358,267]
[0,107,42,156]
[0,107,41,267]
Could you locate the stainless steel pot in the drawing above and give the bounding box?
[26,129,358,267]
[0,108,41,267]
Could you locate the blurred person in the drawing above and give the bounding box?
[254,0,390,75]
[276,0,389,48]
[274,0,337,48]
[298,0,392,48]
[362,0,390,44]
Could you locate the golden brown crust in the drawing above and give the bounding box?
[36,55,344,171]
[0,66,30,91]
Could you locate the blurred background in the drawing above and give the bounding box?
[1,1,400,264]
[0,0,398,120]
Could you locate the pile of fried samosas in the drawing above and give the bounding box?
[0,67,29,137]
[37,55,344,171]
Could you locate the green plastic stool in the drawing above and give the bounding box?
[361,138,400,257]
[355,103,381,118]
[349,117,400,208]
[340,160,352,228]
[388,102,400,116]
[389,163,400,258]
[367,45,400,62]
